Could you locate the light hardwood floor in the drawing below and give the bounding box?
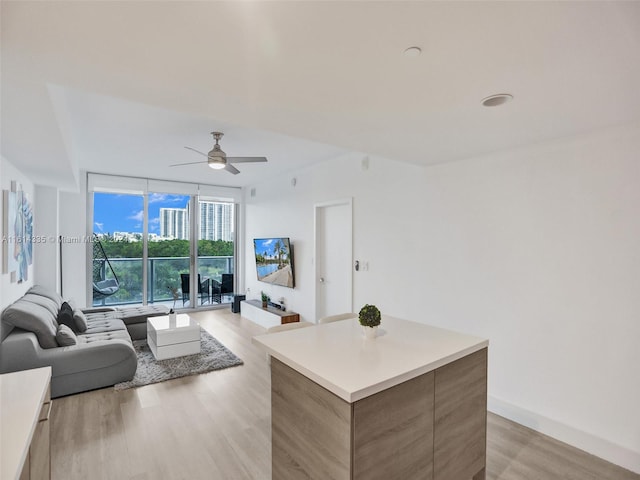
[51,309,639,480]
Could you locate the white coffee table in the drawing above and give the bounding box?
[147,314,201,360]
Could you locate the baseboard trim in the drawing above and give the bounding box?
[488,396,640,474]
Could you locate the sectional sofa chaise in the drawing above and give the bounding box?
[0,285,168,397]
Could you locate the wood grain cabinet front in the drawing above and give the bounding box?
[270,348,488,480]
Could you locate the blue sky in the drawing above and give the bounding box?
[254,238,291,259]
[93,193,189,234]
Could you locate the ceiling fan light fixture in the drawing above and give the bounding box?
[207,145,226,169]
[208,147,225,158]
[175,130,267,175]
[208,157,227,170]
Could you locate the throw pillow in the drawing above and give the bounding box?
[56,324,77,346]
[73,309,88,333]
[57,302,76,331]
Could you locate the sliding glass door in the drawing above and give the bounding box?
[146,192,193,309]
[197,199,235,305]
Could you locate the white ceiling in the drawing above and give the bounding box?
[2,1,640,190]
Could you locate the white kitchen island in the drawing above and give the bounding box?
[253,316,489,480]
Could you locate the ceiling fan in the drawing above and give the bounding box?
[170,131,268,175]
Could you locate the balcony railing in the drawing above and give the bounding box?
[93,255,234,307]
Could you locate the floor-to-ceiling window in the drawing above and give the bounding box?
[89,174,240,309]
[92,192,144,306]
[198,198,235,305]
[147,192,191,308]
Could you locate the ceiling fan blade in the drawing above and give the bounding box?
[169,160,209,167]
[184,146,209,157]
[224,163,241,175]
[227,156,268,164]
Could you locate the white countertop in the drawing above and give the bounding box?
[0,366,51,480]
[253,316,488,402]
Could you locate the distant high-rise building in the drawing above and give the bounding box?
[161,202,233,241]
[199,201,234,241]
[160,207,188,239]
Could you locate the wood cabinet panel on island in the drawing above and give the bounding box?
[352,370,435,480]
[253,316,488,480]
[271,358,352,479]
[434,348,488,480]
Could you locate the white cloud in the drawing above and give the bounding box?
[148,193,168,204]
[149,193,185,204]
[94,222,104,231]
[128,210,144,222]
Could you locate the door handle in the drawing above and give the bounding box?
[319,278,325,283]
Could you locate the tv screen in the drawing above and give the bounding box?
[253,237,295,288]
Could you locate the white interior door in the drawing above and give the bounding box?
[314,199,353,321]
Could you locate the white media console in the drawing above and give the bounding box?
[240,300,300,329]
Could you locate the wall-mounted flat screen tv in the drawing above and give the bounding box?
[253,237,295,288]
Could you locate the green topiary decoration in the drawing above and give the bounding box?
[359,304,381,328]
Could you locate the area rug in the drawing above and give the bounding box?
[114,329,243,391]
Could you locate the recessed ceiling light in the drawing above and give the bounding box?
[403,46,422,57]
[481,93,513,107]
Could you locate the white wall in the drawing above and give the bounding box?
[1,157,35,310]
[243,152,426,322]
[1,159,87,309]
[244,122,640,473]
[33,185,60,293]
[58,175,88,305]
[421,122,640,472]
